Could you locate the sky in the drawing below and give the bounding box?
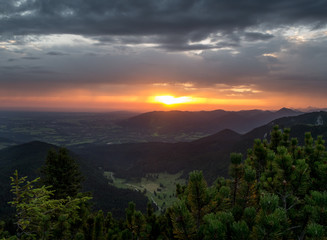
[1,0,327,112]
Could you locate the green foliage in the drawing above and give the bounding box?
[242,207,256,229]
[74,232,85,240]
[229,153,244,207]
[41,148,83,199]
[186,171,209,228]
[125,202,145,239]
[202,213,226,240]
[9,171,91,240]
[167,126,327,240]
[270,125,283,151]
[231,220,249,240]
[306,223,326,240]
[93,210,105,240]
[170,200,196,240]
[252,194,287,239]
[145,202,161,240]
[0,220,13,239]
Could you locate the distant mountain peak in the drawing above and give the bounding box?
[217,128,241,137]
[192,128,241,145]
[204,128,241,140]
[276,107,299,114]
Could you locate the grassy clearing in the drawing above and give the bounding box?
[104,171,186,212]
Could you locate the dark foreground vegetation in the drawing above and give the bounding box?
[0,126,327,239]
[0,141,148,218]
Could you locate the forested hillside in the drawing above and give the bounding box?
[0,142,147,218]
[1,126,326,239]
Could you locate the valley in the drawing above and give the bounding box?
[0,108,301,149]
[0,111,141,148]
[104,171,186,211]
[0,109,327,217]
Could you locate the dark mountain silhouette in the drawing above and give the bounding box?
[245,111,327,144]
[0,141,147,218]
[75,111,327,184]
[275,107,298,115]
[118,108,301,136]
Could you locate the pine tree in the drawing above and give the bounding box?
[125,202,145,240]
[202,211,234,240]
[41,148,83,199]
[229,153,243,207]
[252,193,288,240]
[170,200,196,240]
[231,220,250,240]
[145,202,161,240]
[186,171,209,228]
[93,210,105,240]
[202,213,227,240]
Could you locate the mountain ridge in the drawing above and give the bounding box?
[118,108,301,136]
[75,111,327,183]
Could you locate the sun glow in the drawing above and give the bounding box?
[152,95,193,105]
[147,94,269,110]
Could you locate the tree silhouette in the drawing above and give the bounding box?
[41,148,83,199]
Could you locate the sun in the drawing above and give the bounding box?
[153,95,193,105]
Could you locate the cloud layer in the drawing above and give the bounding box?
[1,0,327,110]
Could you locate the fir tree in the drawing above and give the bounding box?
[41,148,83,199]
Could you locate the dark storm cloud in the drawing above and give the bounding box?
[46,51,69,56]
[159,43,214,51]
[1,0,327,50]
[21,56,41,60]
[244,32,274,41]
